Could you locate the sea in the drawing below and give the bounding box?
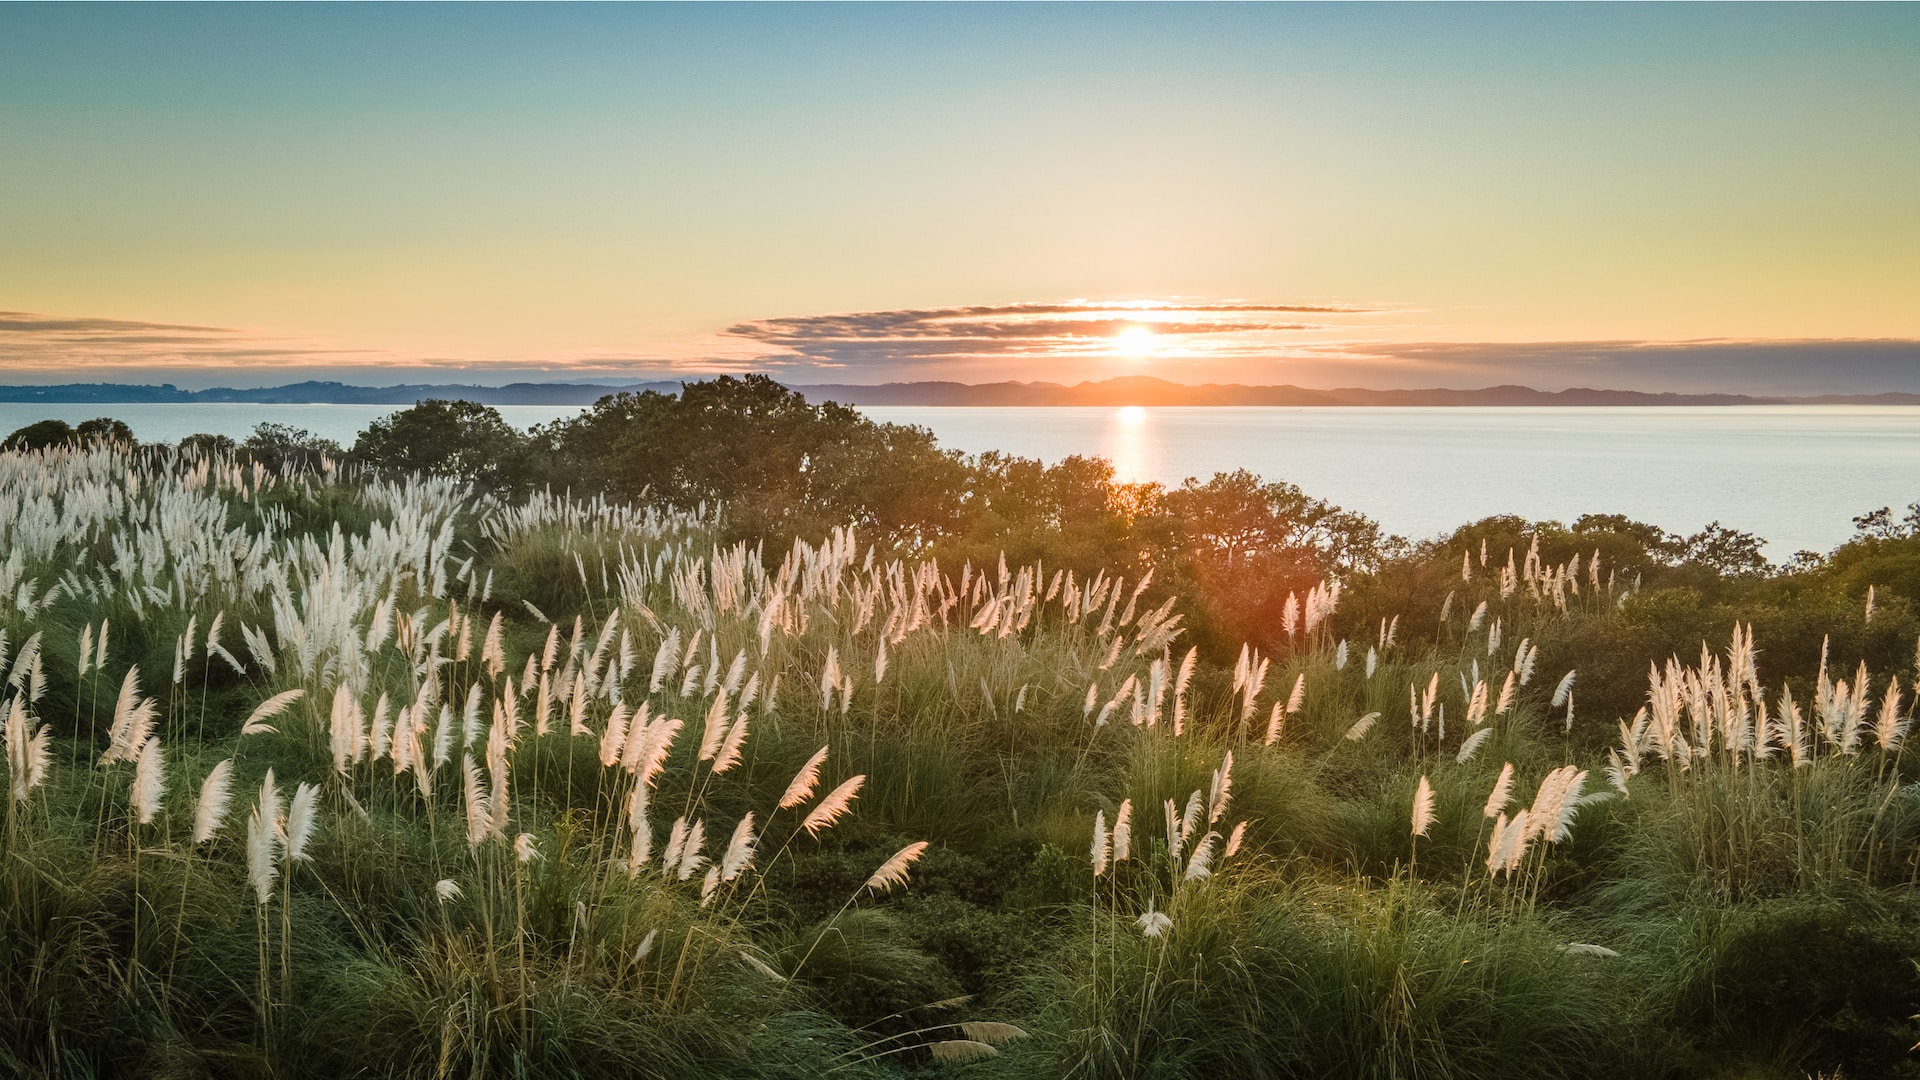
[5,401,1917,558]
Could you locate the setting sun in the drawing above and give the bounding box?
[1114,324,1157,360]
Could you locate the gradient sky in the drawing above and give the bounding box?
[2,3,1917,392]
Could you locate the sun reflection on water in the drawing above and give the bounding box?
[1106,406,1154,483]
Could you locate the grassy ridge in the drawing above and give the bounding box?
[0,442,1916,1079]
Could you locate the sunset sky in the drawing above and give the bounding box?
[2,4,1916,392]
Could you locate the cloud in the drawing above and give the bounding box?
[0,309,376,370]
[7,303,1918,396]
[724,300,1370,371]
[0,312,231,335]
[1325,338,1920,395]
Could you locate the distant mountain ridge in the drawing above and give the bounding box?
[4,376,1918,408]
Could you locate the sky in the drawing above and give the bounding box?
[1,3,1917,393]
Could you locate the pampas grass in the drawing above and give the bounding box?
[1,434,1913,1079]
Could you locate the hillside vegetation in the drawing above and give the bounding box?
[3,380,1918,1078]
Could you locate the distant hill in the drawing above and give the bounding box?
[0,380,686,406]
[4,376,1919,408]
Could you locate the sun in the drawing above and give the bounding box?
[1113,324,1156,360]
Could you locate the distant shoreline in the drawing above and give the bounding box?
[3,376,1920,409]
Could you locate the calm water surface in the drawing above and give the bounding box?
[861,406,1920,557]
[5,402,1916,557]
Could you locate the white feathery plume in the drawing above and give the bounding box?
[1874,678,1908,751]
[285,781,319,862]
[463,757,492,849]
[1184,831,1219,880]
[865,841,929,892]
[1551,670,1577,708]
[650,628,680,692]
[1411,775,1435,838]
[257,767,281,843]
[132,736,166,825]
[432,703,454,768]
[462,683,485,747]
[515,832,542,863]
[240,689,304,737]
[711,712,750,775]
[721,812,756,881]
[1137,902,1171,939]
[599,702,630,767]
[192,759,235,844]
[1264,701,1286,746]
[630,716,682,788]
[1091,810,1110,877]
[1111,798,1133,862]
[5,697,51,804]
[1223,820,1247,859]
[779,745,829,809]
[661,816,689,874]
[1484,763,1516,820]
[1180,789,1204,843]
[1345,712,1379,741]
[247,805,278,905]
[101,665,145,762]
[330,689,366,774]
[698,689,731,761]
[676,819,707,880]
[801,775,864,836]
[1207,751,1234,825]
[627,811,652,878]
[436,879,463,902]
[1456,727,1493,764]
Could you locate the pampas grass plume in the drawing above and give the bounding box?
[801,775,864,836]
[1090,810,1109,876]
[241,689,305,737]
[721,812,756,881]
[132,736,165,825]
[865,840,929,892]
[192,759,235,844]
[1411,775,1435,837]
[779,745,828,809]
[285,781,319,862]
[1484,762,1516,818]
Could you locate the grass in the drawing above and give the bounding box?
[0,440,1916,1078]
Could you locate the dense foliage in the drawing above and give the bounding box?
[2,385,1917,1079]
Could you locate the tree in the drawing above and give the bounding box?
[352,400,528,492]
[75,417,136,447]
[1682,522,1770,578]
[242,422,342,472]
[178,433,238,458]
[535,375,969,543]
[2,419,78,452]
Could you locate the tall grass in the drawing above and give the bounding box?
[0,440,1914,1077]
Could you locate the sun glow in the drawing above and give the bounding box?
[1113,324,1157,360]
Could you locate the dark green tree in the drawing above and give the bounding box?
[242,422,343,472]
[74,417,136,447]
[352,399,529,492]
[2,419,78,451]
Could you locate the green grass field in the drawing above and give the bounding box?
[1,440,1916,1079]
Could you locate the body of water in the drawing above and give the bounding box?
[0,402,585,449]
[860,405,1920,557]
[4,401,1915,556]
